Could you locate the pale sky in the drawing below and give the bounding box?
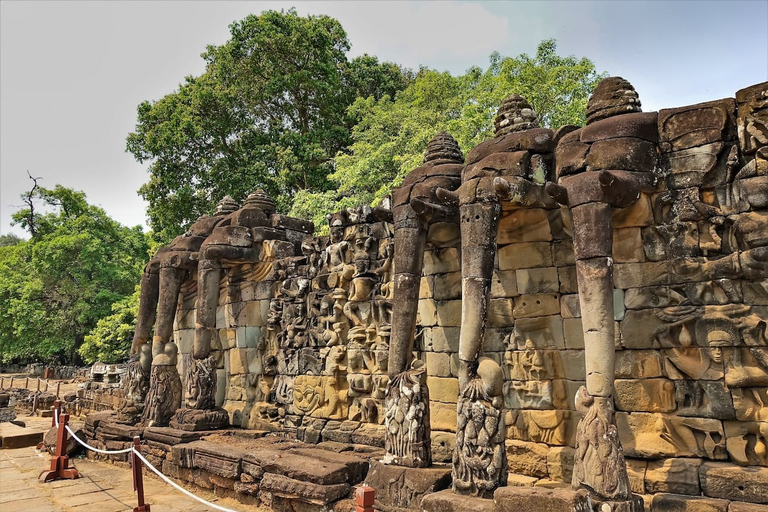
[1,0,766,237]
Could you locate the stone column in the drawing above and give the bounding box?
[142,262,184,427]
[443,94,552,498]
[384,132,463,468]
[545,77,654,511]
[119,261,159,422]
[170,258,229,430]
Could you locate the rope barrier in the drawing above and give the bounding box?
[51,404,242,512]
[65,426,133,455]
[132,450,240,512]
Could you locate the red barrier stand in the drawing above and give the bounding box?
[132,436,151,512]
[39,412,80,482]
[355,485,375,512]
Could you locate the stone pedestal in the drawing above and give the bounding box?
[365,459,451,511]
[421,489,494,512]
[170,408,230,431]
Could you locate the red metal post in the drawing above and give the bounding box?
[132,436,151,512]
[355,485,375,512]
[39,413,80,482]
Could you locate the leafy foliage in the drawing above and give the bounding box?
[128,9,412,243]
[294,40,605,224]
[79,287,140,364]
[0,186,149,364]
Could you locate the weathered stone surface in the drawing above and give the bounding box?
[259,472,350,504]
[615,350,664,378]
[617,412,727,460]
[546,446,575,482]
[650,493,729,512]
[493,486,591,512]
[288,448,368,484]
[699,462,768,504]
[615,378,677,413]
[645,458,702,495]
[506,439,549,478]
[421,489,494,512]
[367,459,451,510]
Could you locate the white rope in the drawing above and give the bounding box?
[52,409,242,512]
[65,425,133,454]
[132,449,241,512]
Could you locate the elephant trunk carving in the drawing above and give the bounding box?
[544,77,657,510]
[384,132,463,468]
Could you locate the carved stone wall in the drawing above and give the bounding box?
[169,81,768,500]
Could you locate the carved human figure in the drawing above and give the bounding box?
[384,132,464,468]
[547,77,656,509]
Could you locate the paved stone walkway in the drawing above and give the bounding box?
[0,435,249,512]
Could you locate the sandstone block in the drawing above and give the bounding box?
[617,412,727,460]
[493,486,590,512]
[497,241,553,271]
[563,318,584,349]
[546,446,575,483]
[229,348,249,375]
[425,352,452,377]
[491,270,519,298]
[430,401,457,432]
[367,460,452,511]
[512,316,565,349]
[433,272,462,300]
[424,247,461,275]
[616,350,664,378]
[553,239,576,267]
[614,261,670,289]
[489,299,515,327]
[626,459,648,495]
[699,462,768,504]
[436,300,462,327]
[560,294,581,318]
[615,378,677,413]
[506,439,549,478]
[422,489,494,512]
[424,327,460,353]
[645,458,702,495]
[613,227,645,263]
[432,431,456,463]
[558,266,578,294]
[418,299,438,326]
[513,293,560,318]
[506,473,538,487]
[426,377,459,403]
[259,472,349,504]
[498,209,553,244]
[517,267,559,294]
[650,493,729,512]
[675,381,736,419]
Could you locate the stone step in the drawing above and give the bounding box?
[0,422,45,449]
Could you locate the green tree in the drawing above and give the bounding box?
[79,288,141,364]
[127,9,412,243]
[0,234,22,247]
[293,40,604,227]
[0,184,149,364]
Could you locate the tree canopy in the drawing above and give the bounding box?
[0,185,149,364]
[292,40,605,228]
[128,9,412,243]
